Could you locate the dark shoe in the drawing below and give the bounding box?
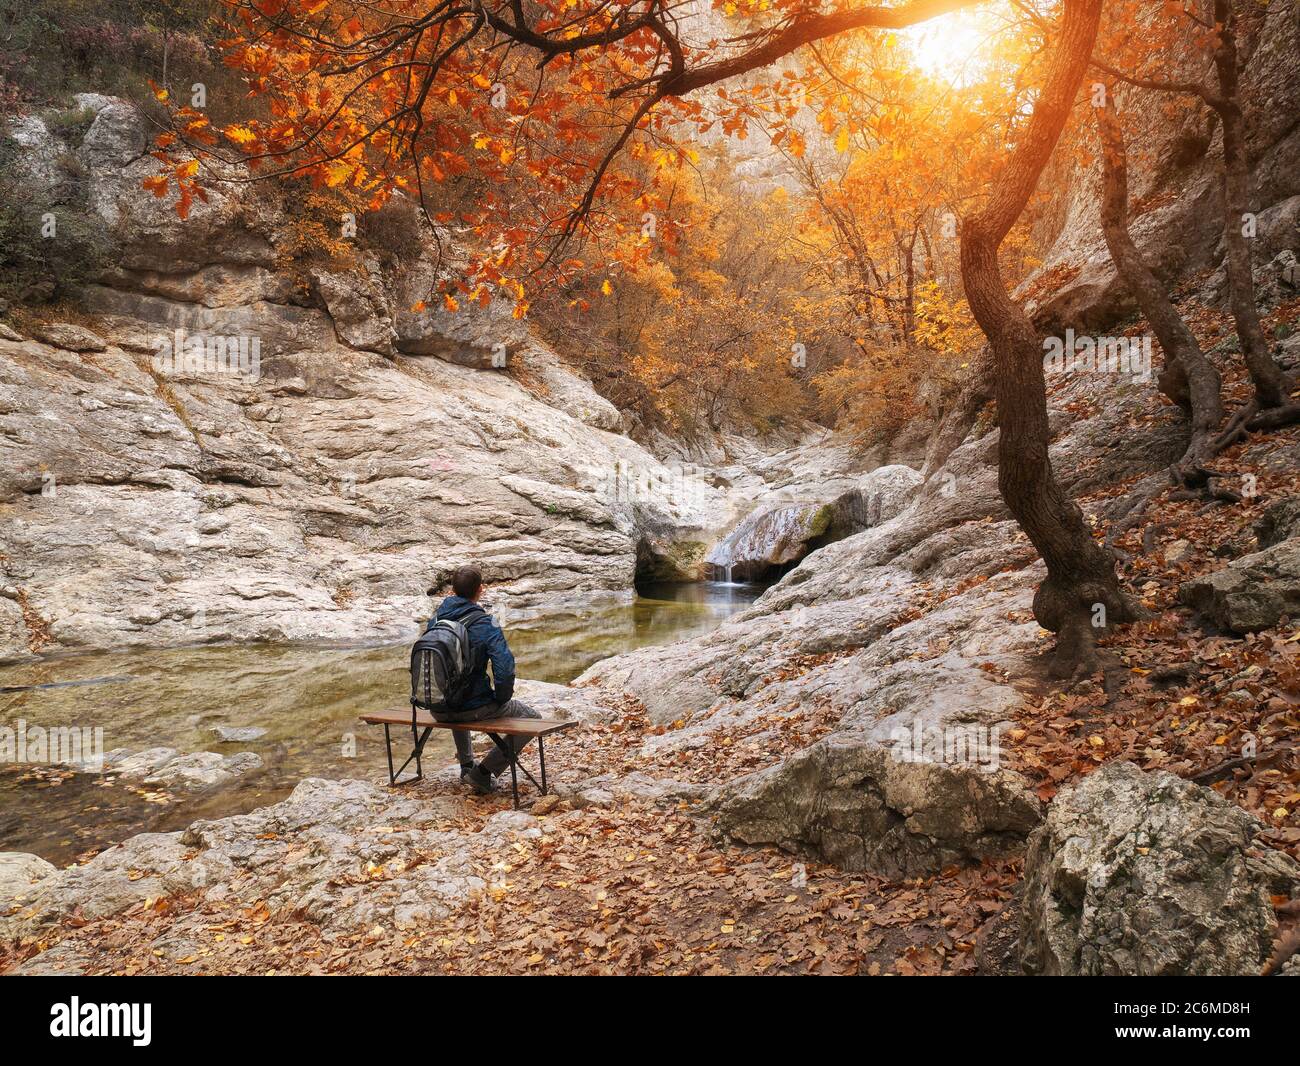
[462,764,495,795]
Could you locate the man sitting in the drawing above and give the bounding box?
[429,565,540,795]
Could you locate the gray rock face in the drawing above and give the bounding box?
[30,322,107,352]
[1020,1,1300,328]
[712,733,1042,878]
[0,852,57,904]
[1180,537,1300,632]
[704,464,924,580]
[1020,762,1299,976]
[0,777,545,950]
[311,266,394,355]
[0,104,730,660]
[706,501,832,579]
[1254,494,1300,549]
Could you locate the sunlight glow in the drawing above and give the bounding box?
[900,8,1002,86]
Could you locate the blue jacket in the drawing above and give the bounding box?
[430,595,515,710]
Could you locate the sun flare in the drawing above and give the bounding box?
[900,7,1003,85]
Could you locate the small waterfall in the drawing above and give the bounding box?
[706,501,832,583]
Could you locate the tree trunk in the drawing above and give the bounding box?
[1096,93,1224,478]
[1210,0,1290,409]
[959,0,1137,677]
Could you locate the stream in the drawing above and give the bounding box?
[0,581,766,864]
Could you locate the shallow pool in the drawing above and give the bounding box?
[0,581,765,863]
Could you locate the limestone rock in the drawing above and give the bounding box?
[1180,538,1300,632]
[312,266,394,355]
[79,100,149,169]
[706,500,832,580]
[0,777,538,947]
[30,322,107,352]
[712,732,1042,879]
[0,852,57,903]
[1254,495,1300,549]
[394,294,527,365]
[1020,761,1299,976]
[210,725,268,743]
[109,747,263,791]
[824,464,923,540]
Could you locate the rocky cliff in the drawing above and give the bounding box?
[0,96,744,660]
[1024,1,1300,328]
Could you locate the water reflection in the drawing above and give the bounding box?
[0,581,764,863]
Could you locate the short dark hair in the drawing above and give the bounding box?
[451,566,483,599]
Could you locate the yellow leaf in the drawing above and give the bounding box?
[224,124,257,147]
[443,293,460,313]
[834,127,849,154]
[601,279,612,296]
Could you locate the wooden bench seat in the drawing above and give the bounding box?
[360,705,575,807]
[360,707,576,739]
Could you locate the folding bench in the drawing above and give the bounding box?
[360,706,576,809]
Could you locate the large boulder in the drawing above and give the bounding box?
[1180,537,1300,633]
[1020,762,1299,976]
[0,852,57,904]
[711,732,1042,879]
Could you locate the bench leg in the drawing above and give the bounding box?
[386,725,432,786]
[485,732,546,810]
[538,735,547,794]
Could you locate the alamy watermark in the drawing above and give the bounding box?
[152,328,261,382]
[889,717,1006,773]
[1043,328,1152,384]
[0,718,104,771]
[590,459,710,511]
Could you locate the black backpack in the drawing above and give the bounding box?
[410,610,484,710]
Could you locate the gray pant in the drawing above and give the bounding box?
[434,698,541,776]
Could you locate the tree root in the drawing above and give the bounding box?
[1246,402,1300,434]
[1103,396,1300,559]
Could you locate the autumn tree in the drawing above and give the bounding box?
[535,156,834,437]
[151,0,1137,674]
[1093,0,1294,414]
[1094,88,1224,482]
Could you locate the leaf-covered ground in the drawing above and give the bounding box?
[1004,297,1300,865]
[4,297,1297,977]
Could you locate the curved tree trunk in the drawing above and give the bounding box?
[959,0,1137,677]
[1096,93,1224,479]
[1211,0,1290,409]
